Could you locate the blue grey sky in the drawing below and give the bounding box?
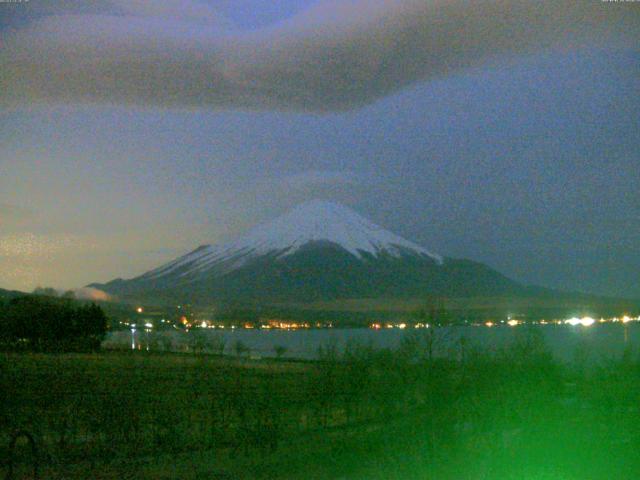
[0,1,638,298]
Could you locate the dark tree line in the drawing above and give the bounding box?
[0,295,108,352]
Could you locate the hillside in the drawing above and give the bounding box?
[91,201,529,305]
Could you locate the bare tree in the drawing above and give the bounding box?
[273,345,287,360]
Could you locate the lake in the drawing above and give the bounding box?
[104,322,640,364]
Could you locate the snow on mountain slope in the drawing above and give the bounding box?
[138,200,442,282]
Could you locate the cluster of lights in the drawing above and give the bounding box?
[196,322,233,330]
[559,315,639,327]
[365,315,639,330]
[193,322,237,330]
[370,322,430,330]
[186,320,334,330]
[613,315,636,324]
[564,317,596,327]
[126,307,639,335]
[261,321,312,330]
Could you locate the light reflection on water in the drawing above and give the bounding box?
[105,323,640,363]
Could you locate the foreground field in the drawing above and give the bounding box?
[2,330,640,479]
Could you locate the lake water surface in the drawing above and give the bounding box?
[105,322,640,364]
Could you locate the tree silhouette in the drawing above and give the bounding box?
[0,295,107,352]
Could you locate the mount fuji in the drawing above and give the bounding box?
[90,200,524,304]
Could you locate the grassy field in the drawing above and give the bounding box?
[2,330,640,479]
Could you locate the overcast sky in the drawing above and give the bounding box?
[0,0,639,298]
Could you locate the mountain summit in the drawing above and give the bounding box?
[142,200,441,284]
[220,200,441,261]
[91,201,522,303]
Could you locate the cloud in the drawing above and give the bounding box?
[110,0,234,27]
[72,287,112,301]
[0,233,81,258]
[0,203,29,216]
[0,203,35,226]
[281,170,367,189]
[0,0,638,111]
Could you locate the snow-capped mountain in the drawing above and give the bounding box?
[91,200,523,303]
[140,200,442,283]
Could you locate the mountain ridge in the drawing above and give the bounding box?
[90,200,528,304]
[137,200,442,285]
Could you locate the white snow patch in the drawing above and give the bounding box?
[141,200,442,281]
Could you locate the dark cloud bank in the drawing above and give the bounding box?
[1,0,638,111]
